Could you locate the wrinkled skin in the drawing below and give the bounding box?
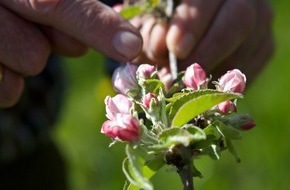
[0,0,274,107]
[0,0,142,107]
[131,0,274,84]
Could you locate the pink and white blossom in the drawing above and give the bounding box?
[101,113,140,141]
[158,67,174,90]
[136,64,156,79]
[218,100,237,114]
[143,93,158,109]
[183,63,207,90]
[112,63,138,95]
[105,94,132,120]
[218,69,246,93]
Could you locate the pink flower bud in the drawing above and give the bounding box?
[183,63,207,89]
[240,120,256,130]
[101,114,140,141]
[136,64,156,79]
[112,63,138,95]
[225,114,256,131]
[158,67,173,90]
[143,93,158,109]
[218,69,246,93]
[218,100,237,114]
[105,94,132,120]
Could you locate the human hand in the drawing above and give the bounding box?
[0,0,142,107]
[131,0,274,84]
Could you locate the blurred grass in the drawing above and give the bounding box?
[53,0,290,189]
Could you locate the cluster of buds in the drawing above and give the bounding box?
[102,63,255,142]
[101,2,256,190]
[101,62,255,190]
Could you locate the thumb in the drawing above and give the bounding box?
[1,0,142,61]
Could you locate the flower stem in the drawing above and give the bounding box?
[177,163,194,190]
[169,51,178,80]
[166,145,194,190]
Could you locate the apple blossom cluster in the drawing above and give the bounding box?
[101,1,256,190]
[101,62,255,190]
[102,63,254,142]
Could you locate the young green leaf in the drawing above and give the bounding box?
[149,0,161,6]
[169,89,242,127]
[191,163,203,178]
[214,121,242,140]
[225,139,241,163]
[123,144,153,190]
[141,79,165,94]
[120,6,143,19]
[123,144,165,190]
[155,126,206,149]
[191,134,218,150]
[200,144,221,160]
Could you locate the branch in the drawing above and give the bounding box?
[166,145,194,190]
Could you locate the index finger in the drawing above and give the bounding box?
[1,0,143,61]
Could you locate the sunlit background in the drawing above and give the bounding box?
[53,0,290,189]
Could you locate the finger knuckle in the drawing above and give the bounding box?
[17,37,51,76]
[0,70,24,108]
[0,8,51,76]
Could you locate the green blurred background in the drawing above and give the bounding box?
[52,0,290,189]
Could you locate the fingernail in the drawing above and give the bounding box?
[176,33,194,59]
[32,0,59,13]
[113,31,142,60]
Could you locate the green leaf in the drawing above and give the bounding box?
[191,134,218,149]
[191,163,203,178]
[149,0,161,6]
[120,6,143,19]
[155,126,206,149]
[214,121,242,140]
[169,89,242,127]
[123,144,165,190]
[201,144,221,160]
[145,155,165,173]
[166,92,186,103]
[123,145,153,190]
[203,124,220,137]
[226,139,241,163]
[187,125,207,138]
[141,79,165,94]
